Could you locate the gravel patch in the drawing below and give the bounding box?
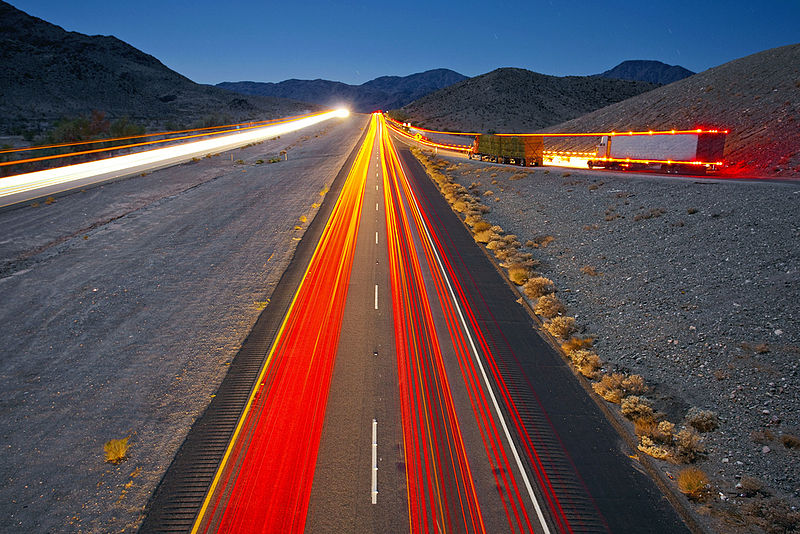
[443,159,800,528]
[0,115,367,533]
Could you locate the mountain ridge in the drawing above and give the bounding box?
[596,59,695,85]
[217,68,467,113]
[395,67,659,133]
[0,0,317,134]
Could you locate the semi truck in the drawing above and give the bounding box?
[469,134,543,166]
[587,130,727,174]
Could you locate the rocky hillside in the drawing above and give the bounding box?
[597,60,694,85]
[547,43,800,177]
[218,68,467,113]
[0,1,316,134]
[396,68,658,132]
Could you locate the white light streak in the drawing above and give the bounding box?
[0,110,349,206]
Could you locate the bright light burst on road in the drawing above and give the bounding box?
[0,110,349,206]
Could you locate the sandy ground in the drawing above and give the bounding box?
[0,114,367,533]
[432,157,800,532]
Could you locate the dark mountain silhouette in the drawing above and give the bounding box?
[396,67,658,133]
[0,0,316,134]
[217,69,467,113]
[596,60,694,85]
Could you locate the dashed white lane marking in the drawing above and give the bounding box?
[371,419,378,504]
[375,231,379,245]
[376,202,379,211]
[374,284,379,310]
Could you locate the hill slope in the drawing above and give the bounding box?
[396,68,658,132]
[0,1,315,133]
[597,60,694,85]
[547,43,800,177]
[218,68,467,113]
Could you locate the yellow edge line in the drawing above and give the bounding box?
[190,119,375,533]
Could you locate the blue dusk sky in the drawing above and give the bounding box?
[8,0,800,85]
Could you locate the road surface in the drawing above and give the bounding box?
[143,114,692,533]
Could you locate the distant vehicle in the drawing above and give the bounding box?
[587,130,727,174]
[468,134,543,166]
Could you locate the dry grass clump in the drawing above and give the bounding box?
[620,395,654,420]
[509,172,527,181]
[781,433,800,449]
[569,349,602,378]
[636,419,675,443]
[685,408,719,432]
[507,265,531,285]
[677,467,709,500]
[562,336,594,354]
[474,229,494,243]
[533,294,565,318]
[544,316,576,339]
[471,220,491,232]
[528,235,554,248]
[674,427,705,462]
[104,437,129,464]
[633,208,666,221]
[592,373,648,403]
[523,276,555,299]
[580,265,601,276]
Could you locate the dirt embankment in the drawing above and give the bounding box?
[0,115,367,533]
[436,157,800,532]
[545,44,800,178]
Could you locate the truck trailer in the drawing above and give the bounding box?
[587,130,727,174]
[469,134,543,166]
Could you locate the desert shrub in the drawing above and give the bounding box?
[471,220,491,232]
[534,294,565,318]
[523,277,555,299]
[545,316,576,339]
[620,395,654,420]
[674,427,704,462]
[569,349,601,378]
[529,235,554,248]
[781,433,800,449]
[452,200,469,213]
[685,408,719,432]
[638,436,674,461]
[580,265,600,276]
[593,373,626,403]
[486,239,507,250]
[635,418,674,444]
[677,467,709,500]
[474,230,494,243]
[104,438,129,464]
[507,265,531,285]
[622,374,648,395]
[562,336,593,354]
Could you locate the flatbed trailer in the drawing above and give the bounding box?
[469,134,543,166]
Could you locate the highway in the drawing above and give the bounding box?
[142,114,692,533]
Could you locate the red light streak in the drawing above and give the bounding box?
[192,114,374,534]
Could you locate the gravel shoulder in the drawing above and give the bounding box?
[0,114,368,533]
[439,159,800,531]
